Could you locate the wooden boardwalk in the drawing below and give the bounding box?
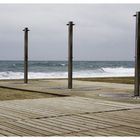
[0,96,139,136]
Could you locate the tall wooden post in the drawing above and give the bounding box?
[23,27,29,84]
[134,12,140,96]
[67,21,74,89]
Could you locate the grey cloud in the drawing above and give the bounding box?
[0,4,139,60]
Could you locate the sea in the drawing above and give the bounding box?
[0,61,134,79]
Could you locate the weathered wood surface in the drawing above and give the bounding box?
[0,96,139,136]
[0,79,134,96]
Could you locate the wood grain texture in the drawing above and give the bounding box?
[0,96,139,136]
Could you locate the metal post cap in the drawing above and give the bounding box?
[67,21,75,26]
[23,27,30,31]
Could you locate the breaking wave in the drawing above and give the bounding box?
[0,67,134,79]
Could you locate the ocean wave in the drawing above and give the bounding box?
[0,67,134,79]
[102,67,134,75]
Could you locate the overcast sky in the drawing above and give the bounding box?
[0,4,139,61]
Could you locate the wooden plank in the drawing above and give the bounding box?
[21,119,68,135]
[28,97,109,114]
[77,114,119,127]
[90,128,122,136]
[49,115,105,130]
[128,108,140,113]
[0,121,51,136]
[39,118,82,132]
[72,129,103,136]
[64,132,86,136]
[32,119,72,134]
[88,129,113,136]
[48,97,119,112]
[47,116,97,131]
[69,115,114,128]
[96,100,140,108]
[0,96,139,136]
[57,115,110,130]
[82,113,140,129]
[0,105,47,117]
[1,96,138,120]
[94,111,140,126]
[0,123,30,136]
[0,105,61,119]
[10,120,53,136]
[113,126,140,135]
[0,115,16,122]
[0,106,33,120]
[105,126,139,136]
[0,111,27,120]
[46,115,97,131]
[65,97,139,109]
[0,129,18,136]
[0,111,21,121]
[0,105,35,116]
[50,98,132,113]
[89,128,117,136]
[115,110,140,119]
[106,112,140,124]
[2,103,67,118]
[78,131,98,136]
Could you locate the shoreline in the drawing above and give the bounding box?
[0,76,134,84]
[75,76,134,84]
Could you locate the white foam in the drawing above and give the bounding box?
[102,67,134,76]
[0,67,134,79]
